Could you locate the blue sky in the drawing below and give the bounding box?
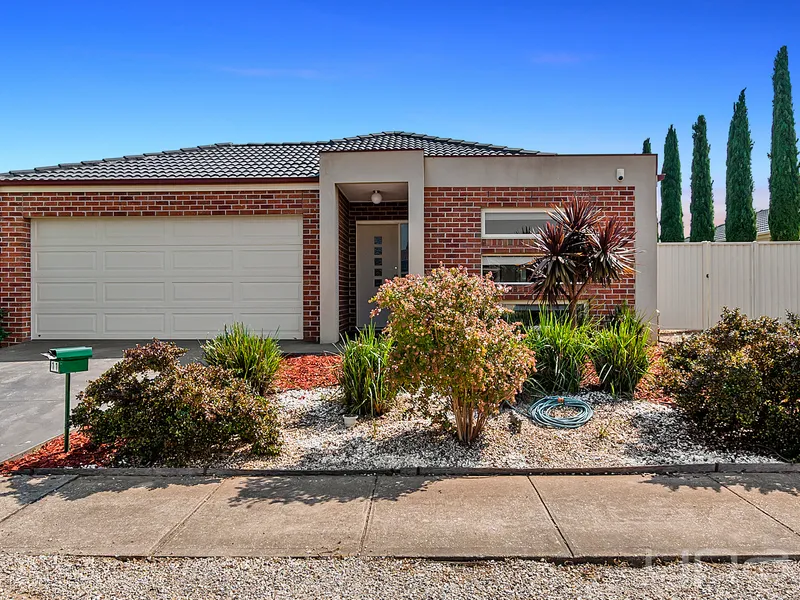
[2,1,799,227]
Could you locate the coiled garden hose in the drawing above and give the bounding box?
[505,396,594,429]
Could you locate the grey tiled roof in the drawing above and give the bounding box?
[0,132,543,181]
[713,208,769,241]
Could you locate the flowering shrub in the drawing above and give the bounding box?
[372,266,536,443]
[72,340,280,465]
[663,309,800,459]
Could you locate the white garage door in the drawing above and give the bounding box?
[31,216,303,340]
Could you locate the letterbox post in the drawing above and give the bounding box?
[63,372,71,453]
[42,347,93,454]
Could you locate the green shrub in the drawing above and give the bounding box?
[373,266,536,443]
[336,325,394,416]
[0,309,7,342]
[663,309,800,459]
[72,340,280,466]
[202,323,282,396]
[592,310,650,397]
[523,309,593,395]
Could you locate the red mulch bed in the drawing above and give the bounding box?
[635,346,675,406]
[275,354,341,390]
[0,431,116,475]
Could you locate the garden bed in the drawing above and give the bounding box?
[0,351,779,474]
[208,386,775,471]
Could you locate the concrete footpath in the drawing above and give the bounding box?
[1,472,799,561]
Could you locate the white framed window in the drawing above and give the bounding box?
[481,255,533,285]
[481,208,554,239]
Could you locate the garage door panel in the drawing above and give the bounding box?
[240,313,302,337]
[33,220,100,246]
[172,250,234,270]
[36,313,98,335]
[172,313,236,336]
[173,282,234,302]
[105,220,167,243]
[36,282,97,303]
[240,282,302,301]
[104,313,167,335]
[103,282,166,303]
[239,217,302,239]
[35,250,97,271]
[32,216,304,340]
[104,251,166,271]
[238,249,302,273]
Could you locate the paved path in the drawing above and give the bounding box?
[1,472,799,560]
[0,339,334,462]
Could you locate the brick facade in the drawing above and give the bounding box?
[423,186,636,312]
[0,189,320,345]
[0,184,637,346]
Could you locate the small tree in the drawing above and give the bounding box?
[527,196,636,323]
[642,138,652,154]
[689,115,715,242]
[726,89,757,242]
[769,45,800,241]
[660,125,685,242]
[372,267,535,444]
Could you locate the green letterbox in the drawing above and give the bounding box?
[42,346,93,452]
[44,346,93,374]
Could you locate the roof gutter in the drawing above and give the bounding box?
[0,176,321,187]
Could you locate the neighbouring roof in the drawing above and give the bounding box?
[713,208,769,241]
[0,132,544,182]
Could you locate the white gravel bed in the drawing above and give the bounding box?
[210,387,775,470]
[1,555,799,599]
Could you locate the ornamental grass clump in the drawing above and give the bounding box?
[72,340,280,466]
[592,308,650,397]
[373,266,536,444]
[523,308,593,395]
[336,325,394,416]
[202,323,283,396]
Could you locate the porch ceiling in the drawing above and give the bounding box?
[337,181,408,203]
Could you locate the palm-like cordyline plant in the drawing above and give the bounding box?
[528,197,636,322]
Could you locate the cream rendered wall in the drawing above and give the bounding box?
[424,154,659,325]
[318,150,425,342]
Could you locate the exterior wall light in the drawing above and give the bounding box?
[371,190,382,205]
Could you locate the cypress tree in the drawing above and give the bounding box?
[725,89,757,242]
[689,115,715,242]
[642,138,652,153]
[769,45,800,240]
[660,125,684,242]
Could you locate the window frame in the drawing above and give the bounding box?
[480,208,553,240]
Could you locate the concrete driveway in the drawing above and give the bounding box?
[0,340,204,462]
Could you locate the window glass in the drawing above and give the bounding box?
[399,223,409,276]
[481,256,532,284]
[483,211,553,237]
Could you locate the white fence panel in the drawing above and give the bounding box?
[756,243,800,319]
[657,243,705,330]
[658,241,800,330]
[709,243,754,323]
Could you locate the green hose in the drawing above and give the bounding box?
[527,395,594,429]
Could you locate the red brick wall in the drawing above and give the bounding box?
[0,189,321,344]
[424,186,636,312]
[337,193,351,334]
